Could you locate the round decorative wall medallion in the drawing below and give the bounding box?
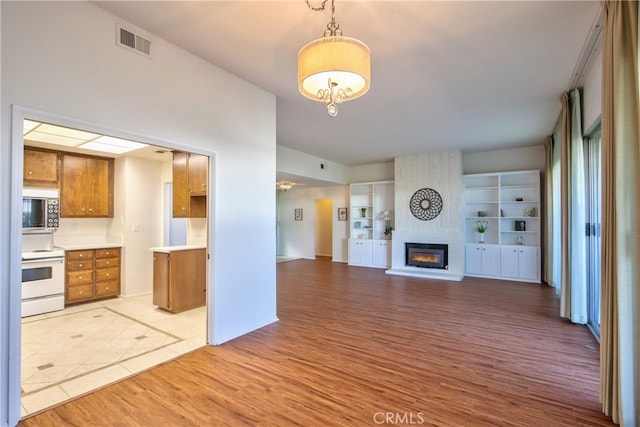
[409,188,443,221]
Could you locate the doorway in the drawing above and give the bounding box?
[16,115,211,417]
[315,199,333,258]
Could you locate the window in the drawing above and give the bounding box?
[584,126,602,339]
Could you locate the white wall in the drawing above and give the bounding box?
[1,2,276,425]
[462,145,545,175]
[278,186,349,262]
[117,156,164,296]
[349,161,394,183]
[277,145,348,184]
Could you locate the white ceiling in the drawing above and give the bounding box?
[93,1,600,168]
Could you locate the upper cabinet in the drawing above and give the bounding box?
[173,151,207,218]
[188,153,208,196]
[24,147,60,188]
[60,153,114,217]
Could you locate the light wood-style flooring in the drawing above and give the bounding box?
[21,257,613,426]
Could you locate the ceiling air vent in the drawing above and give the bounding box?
[117,25,151,57]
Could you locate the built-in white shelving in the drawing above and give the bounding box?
[463,170,541,283]
[348,181,394,268]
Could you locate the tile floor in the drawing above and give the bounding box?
[20,294,206,418]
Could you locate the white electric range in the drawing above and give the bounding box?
[22,232,65,317]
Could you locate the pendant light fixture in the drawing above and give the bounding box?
[298,0,370,117]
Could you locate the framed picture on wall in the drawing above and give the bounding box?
[338,207,347,221]
[294,208,303,221]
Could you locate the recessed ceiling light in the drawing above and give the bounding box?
[23,120,40,133]
[79,136,148,154]
[23,120,148,155]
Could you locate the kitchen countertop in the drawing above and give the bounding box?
[149,245,206,253]
[55,242,122,251]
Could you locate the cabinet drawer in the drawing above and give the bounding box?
[96,248,120,259]
[66,260,94,271]
[66,284,94,302]
[67,270,93,285]
[95,258,119,269]
[95,281,119,297]
[67,250,94,261]
[95,267,119,282]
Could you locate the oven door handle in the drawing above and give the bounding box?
[22,257,64,264]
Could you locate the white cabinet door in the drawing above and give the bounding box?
[500,246,539,281]
[517,246,539,280]
[372,240,391,267]
[500,246,520,278]
[481,245,500,276]
[466,244,499,276]
[465,244,483,275]
[348,239,373,266]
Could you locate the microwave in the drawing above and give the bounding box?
[22,188,60,231]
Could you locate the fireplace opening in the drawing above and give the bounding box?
[405,243,448,269]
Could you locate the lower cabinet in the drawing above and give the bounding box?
[153,248,206,313]
[465,244,540,283]
[65,247,121,304]
[372,240,391,267]
[500,246,540,282]
[465,244,500,277]
[348,239,372,266]
[348,239,391,268]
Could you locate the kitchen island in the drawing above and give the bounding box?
[149,246,206,313]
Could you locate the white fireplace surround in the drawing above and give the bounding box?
[386,230,464,281]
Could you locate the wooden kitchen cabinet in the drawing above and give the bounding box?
[153,248,206,313]
[65,247,121,304]
[188,153,208,195]
[23,147,60,187]
[172,151,206,218]
[61,153,114,217]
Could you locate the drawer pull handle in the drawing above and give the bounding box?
[79,276,83,280]
[105,273,110,277]
[27,171,33,175]
[79,254,84,258]
[106,261,110,265]
[79,264,83,267]
[78,291,83,294]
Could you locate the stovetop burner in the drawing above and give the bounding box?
[22,248,65,261]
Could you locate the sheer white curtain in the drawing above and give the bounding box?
[560,89,588,324]
[551,125,561,294]
[559,89,587,323]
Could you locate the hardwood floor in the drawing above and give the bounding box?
[20,257,613,426]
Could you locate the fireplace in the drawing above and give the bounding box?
[405,243,448,269]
